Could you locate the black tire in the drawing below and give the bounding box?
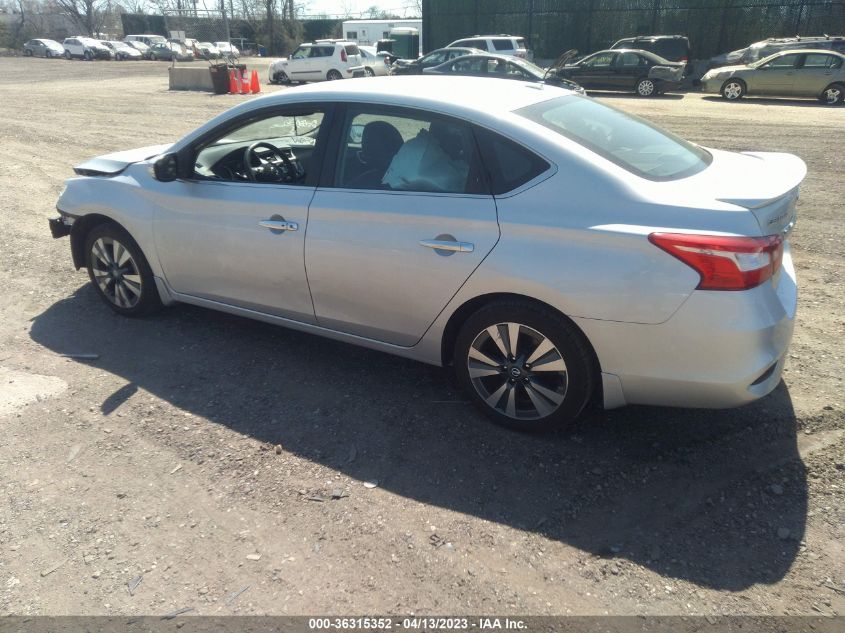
[65,50,71,60]
[24,49,33,57]
[635,77,656,97]
[454,300,595,432]
[364,67,375,77]
[46,50,52,58]
[84,50,93,61]
[820,83,844,105]
[721,78,745,101]
[84,222,162,317]
[326,69,342,81]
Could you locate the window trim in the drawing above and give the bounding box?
[318,102,492,197]
[180,102,335,186]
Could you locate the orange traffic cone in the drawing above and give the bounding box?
[239,68,250,94]
[250,69,260,94]
[228,70,237,94]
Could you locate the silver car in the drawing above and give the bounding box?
[49,77,802,431]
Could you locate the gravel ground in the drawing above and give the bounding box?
[0,57,843,617]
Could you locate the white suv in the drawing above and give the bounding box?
[269,40,365,84]
[447,35,533,61]
[63,37,112,60]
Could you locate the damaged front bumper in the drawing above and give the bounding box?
[49,213,74,239]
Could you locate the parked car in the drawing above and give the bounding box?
[358,45,391,76]
[125,34,167,49]
[23,38,65,58]
[701,49,845,104]
[268,40,364,84]
[710,35,845,68]
[49,77,803,431]
[215,41,240,59]
[63,37,112,60]
[196,42,222,60]
[149,42,194,62]
[447,35,532,61]
[101,40,142,61]
[391,46,482,75]
[423,53,585,93]
[554,49,685,96]
[610,35,691,65]
[124,40,152,60]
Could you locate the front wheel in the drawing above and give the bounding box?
[326,69,343,81]
[635,77,656,97]
[45,50,52,58]
[85,223,162,317]
[454,301,595,432]
[84,50,93,61]
[24,49,33,57]
[65,50,71,60]
[820,83,844,105]
[721,79,745,100]
[364,67,375,77]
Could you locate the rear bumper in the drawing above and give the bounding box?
[580,247,798,410]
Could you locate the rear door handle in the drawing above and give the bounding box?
[259,220,298,231]
[419,239,474,253]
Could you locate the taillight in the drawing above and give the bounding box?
[648,233,784,291]
[341,49,347,62]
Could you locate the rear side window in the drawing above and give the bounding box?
[654,39,688,61]
[475,128,550,195]
[345,44,360,56]
[492,39,514,51]
[469,39,489,51]
[516,95,711,181]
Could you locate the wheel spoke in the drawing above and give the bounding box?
[526,336,555,365]
[114,283,127,307]
[468,346,502,368]
[506,323,520,358]
[530,355,566,373]
[486,325,509,359]
[484,380,509,408]
[116,243,132,267]
[526,380,565,406]
[122,279,142,297]
[505,383,516,418]
[92,240,112,266]
[524,383,556,418]
[468,362,502,378]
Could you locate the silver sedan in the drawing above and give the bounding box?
[50,77,803,431]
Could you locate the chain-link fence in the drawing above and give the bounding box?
[421,0,845,61]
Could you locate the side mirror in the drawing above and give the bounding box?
[153,153,179,182]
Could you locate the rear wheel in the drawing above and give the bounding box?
[24,49,33,57]
[45,50,52,58]
[364,67,375,77]
[326,69,342,81]
[454,300,595,432]
[721,79,745,100]
[85,223,162,317]
[84,50,93,61]
[65,50,71,60]
[635,77,656,97]
[820,83,844,105]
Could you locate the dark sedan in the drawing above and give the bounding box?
[553,49,685,96]
[423,53,585,93]
[391,47,481,75]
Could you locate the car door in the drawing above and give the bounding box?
[151,105,332,323]
[305,104,500,346]
[751,53,801,95]
[286,46,316,81]
[613,52,648,90]
[793,53,843,96]
[571,52,617,89]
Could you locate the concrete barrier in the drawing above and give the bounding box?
[168,66,214,92]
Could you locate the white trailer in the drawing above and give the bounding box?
[341,19,423,54]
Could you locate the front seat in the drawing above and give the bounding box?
[346,121,404,189]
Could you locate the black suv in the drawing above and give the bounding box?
[610,35,691,65]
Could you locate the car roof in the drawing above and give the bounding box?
[770,48,845,55]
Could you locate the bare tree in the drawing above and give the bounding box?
[54,0,111,35]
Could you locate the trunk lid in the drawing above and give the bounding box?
[648,62,685,82]
[685,149,805,236]
[73,144,172,176]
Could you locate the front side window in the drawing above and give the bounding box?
[336,107,485,194]
[583,53,615,68]
[193,109,325,184]
[516,95,711,181]
[762,54,800,69]
[291,46,309,59]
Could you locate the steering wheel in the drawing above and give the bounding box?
[243,141,297,182]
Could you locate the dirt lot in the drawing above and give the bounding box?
[0,57,843,617]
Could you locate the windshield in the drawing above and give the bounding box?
[516,95,711,180]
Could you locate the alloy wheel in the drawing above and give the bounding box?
[823,86,843,105]
[637,79,655,96]
[723,81,743,100]
[466,322,568,420]
[90,237,143,309]
[365,67,375,77]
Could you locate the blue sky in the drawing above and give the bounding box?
[301,0,420,18]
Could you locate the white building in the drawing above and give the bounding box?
[341,18,422,49]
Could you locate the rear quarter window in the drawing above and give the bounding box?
[345,44,360,55]
[475,128,550,195]
[492,39,514,51]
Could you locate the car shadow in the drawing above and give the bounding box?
[30,286,807,591]
[700,95,825,108]
[590,91,686,100]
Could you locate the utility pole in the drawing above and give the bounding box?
[221,0,231,42]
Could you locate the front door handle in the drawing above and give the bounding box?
[419,239,474,253]
[259,219,298,232]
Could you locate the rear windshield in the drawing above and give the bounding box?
[515,38,527,50]
[345,44,360,55]
[516,96,711,181]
